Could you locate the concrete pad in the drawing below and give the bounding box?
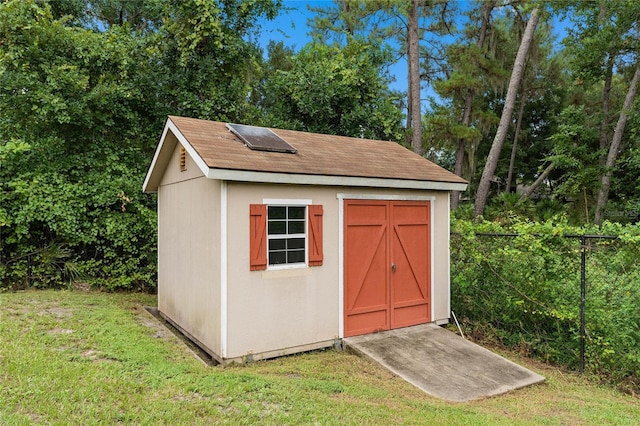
[344,323,545,402]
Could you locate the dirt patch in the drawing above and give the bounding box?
[48,328,74,335]
[137,307,174,339]
[71,282,92,291]
[40,307,73,319]
[81,349,98,359]
[22,412,43,424]
[81,349,107,361]
[172,392,205,402]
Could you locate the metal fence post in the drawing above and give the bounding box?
[27,253,32,288]
[580,235,586,373]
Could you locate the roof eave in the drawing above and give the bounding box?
[142,118,210,193]
[205,168,468,192]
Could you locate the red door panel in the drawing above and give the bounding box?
[344,202,389,337]
[390,202,431,328]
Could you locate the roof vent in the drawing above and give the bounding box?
[179,145,187,171]
[226,123,297,154]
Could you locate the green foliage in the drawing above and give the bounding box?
[0,0,161,290]
[0,0,411,291]
[484,192,534,222]
[1,148,157,290]
[257,40,404,141]
[544,0,640,223]
[155,0,281,122]
[451,217,640,393]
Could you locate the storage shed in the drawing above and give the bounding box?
[143,116,468,364]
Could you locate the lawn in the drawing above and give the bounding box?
[1,290,638,425]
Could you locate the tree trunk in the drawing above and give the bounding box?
[594,65,640,225]
[597,2,614,160]
[408,0,422,155]
[406,49,413,138]
[598,53,615,162]
[451,96,472,207]
[506,91,527,193]
[341,0,355,36]
[451,0,496,210]
[518,162,554,203]
[474,7,540,217]
[599,56,615,151]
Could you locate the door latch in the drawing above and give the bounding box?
[391,262,396,272]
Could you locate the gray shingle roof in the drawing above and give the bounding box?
[143,116,468,193]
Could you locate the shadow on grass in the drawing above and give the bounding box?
[143,306,218,366]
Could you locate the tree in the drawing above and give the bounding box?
[474,7,540,217]
[594,66,640,224]
[407,0,422,154]
[436,0,498,209]
[505,91,526,194]
[0,0,284,289]
[151,0,280,122]
[0,0,159,288]
[257,40,404,140]
[552,0,640,223]
[565,0,640,224]
[504,17,565,196]
[310,0,455,153]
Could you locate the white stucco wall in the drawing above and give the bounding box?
[223,183,452,360]
[157,142,222,357]
[224,183,340,359]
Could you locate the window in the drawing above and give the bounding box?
[267,206,306,266]
[249,203,323,271]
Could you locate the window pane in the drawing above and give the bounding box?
[288,220,305,234]
[269,239,286,250]
[268,220,286,235]
[288,206,305,219]
[287,238,305,250]
[267,204,308,267]
[269,251,286,265]
[268,206,286,219]
[288,249,305,263]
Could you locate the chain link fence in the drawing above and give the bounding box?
[450,231,640,393]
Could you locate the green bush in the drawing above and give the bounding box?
[0,146,157,291]
[451,217,640,393]
[0,1,159,291]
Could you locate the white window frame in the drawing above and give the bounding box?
[263,199,312,270]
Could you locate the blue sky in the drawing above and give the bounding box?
[257,1,326,51]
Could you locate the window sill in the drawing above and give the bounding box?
[261,267,313,280]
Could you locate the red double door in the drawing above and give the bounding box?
[344,200,431,337]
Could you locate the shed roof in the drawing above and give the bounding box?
[143,116,468,193]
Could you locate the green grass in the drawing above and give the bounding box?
[1,290,638,425]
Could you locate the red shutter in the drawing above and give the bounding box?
[249,204,267,271]
[308,204,323,266]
